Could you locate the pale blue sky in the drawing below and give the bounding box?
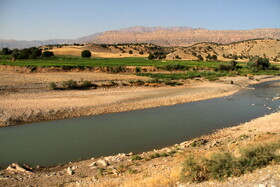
[0,0,279,40]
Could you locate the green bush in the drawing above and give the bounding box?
[81,80,92,88]
[135,67,141,73]
[62,79,78,89]
[218,61,238,71]
[181,141,280,183]
[81,50,91,58]
[247,57,271,70]
[131,155,142,161]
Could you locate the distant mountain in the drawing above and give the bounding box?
[118,26,200,32]
[0,26,280,49]
[89,28,280,46]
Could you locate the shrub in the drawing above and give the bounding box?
[149,153,161,159]
[197,55,203,61]
[129,50,133,54]
[135,67,141,73]
[139,51,144,55]
[247,57,270,70]
[81,80,92,88]
[181,156,208,182]
[218,61,238,71]
[62,79,78,89]
[42,51,54,58]
[211,55,217,61]
[181,141,280,183]
[131,155,142,161]
[49,82,57,90]
[81,50,91,58]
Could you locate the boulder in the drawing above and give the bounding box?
[6,163,32,173]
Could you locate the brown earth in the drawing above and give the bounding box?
[46,39,280,62]
[167,39,280,61]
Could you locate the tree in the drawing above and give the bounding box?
[42,51,54,57]
[1,48,12,55]
[247,57,270,70]
[211,55,217,61]
[19,48,32,59]
[81,50,91,58]
[11,49,20,60]
[197,55,204,61]
[129,50,133,54]
[148,53,155,60]
[29,49,42,59]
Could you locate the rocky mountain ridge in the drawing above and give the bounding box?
[1,26,279,49]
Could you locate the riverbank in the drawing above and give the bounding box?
[1,71,279,126]
[0,109,279,187]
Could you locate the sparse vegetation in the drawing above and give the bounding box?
[62,79,78,89]
[131,155,142,161]
[181,140,280,183]
[49,82,57,90]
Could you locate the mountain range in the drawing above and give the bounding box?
[1,26,280,49]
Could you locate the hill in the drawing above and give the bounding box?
[89,28,280,46]
[167,38,280,61]
[1,26,280,49]
[43,39,280,62]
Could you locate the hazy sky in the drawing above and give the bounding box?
[0,0,279,40]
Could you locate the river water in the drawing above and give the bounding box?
[0,80,279,168]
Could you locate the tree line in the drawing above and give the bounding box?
[0,47,54,60]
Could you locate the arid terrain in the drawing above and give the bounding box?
[44,39,280,61]
[0,69,246,127]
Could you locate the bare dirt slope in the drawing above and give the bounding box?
[166,39,280,61]
[45,39,280,62]
[45,43,153,58]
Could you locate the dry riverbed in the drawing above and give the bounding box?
[0,70,279,127]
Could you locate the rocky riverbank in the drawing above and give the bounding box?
[1,71,279,126]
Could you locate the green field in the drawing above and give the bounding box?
[0,55,240,68]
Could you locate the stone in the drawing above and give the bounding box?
[6,163,32,173]
[97,159,109,167]
[89,162,97,167]
[127,152,133,156]
[67,167,74,175]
